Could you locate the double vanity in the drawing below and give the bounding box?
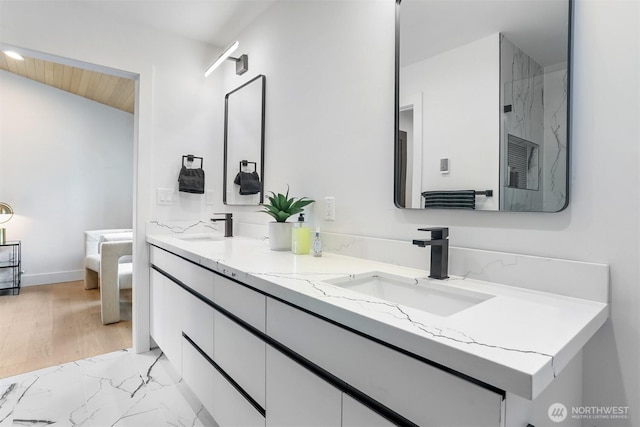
[147,232,607,427]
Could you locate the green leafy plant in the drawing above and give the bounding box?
[261,186,314,222]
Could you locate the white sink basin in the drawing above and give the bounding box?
[326,272,494,317]
[174,234,226,242]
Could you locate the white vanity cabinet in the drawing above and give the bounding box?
[149,246,266,427]
[147,233,604,427]
[150,243,576,427]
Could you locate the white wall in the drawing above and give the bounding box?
[226,0,639,424]
[0,70,133,285]
[401,34,500,211]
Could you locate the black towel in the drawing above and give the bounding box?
[178,166,205,194]
[422,190,476,209]
[234,171,261,195]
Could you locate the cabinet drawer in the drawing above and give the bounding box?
[183,291,214,358]
[213,275,266,333]
[266,345,342,427]
[150,245,215,300]
[267,298,504,427]
[183,336,266,427]
[214,309,266,408]
[150,245,265,332]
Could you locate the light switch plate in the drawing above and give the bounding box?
[440,158,450,174]
[157,188,175,205]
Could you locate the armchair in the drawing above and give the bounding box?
[83,229,133,324]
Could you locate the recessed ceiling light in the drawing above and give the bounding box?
[3,51,25,61]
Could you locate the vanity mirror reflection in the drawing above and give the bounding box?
[395,0,571,212]
[224,74,266,205]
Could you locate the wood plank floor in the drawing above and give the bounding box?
[0,280,132,379]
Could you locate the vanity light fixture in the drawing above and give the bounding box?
[204,41,248,77]
[3,51,24,61]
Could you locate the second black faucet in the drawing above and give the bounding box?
[412,227,449,280]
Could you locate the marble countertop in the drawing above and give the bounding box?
[147,234,608,400]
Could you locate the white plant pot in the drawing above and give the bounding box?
[269,222,292,251]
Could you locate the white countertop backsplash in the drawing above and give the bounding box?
[146,220,609,400]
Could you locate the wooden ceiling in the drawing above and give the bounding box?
[0,52,135,114]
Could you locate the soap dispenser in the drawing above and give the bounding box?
[291,213,310,255]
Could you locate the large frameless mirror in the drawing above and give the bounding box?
[224,74,266,205]
[395,0,572,212]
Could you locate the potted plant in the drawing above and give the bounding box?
[261,187,314,250]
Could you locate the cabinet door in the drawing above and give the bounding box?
[342,395,396,427]
[161,277,188,373]
[149,267,188,374]
[213,310,266,408]
[149,269,164,349]
[213,275,266,333]
[183,337,265,427]
[265,345,341,427]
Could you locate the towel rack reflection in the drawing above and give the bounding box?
[422,189,493,210]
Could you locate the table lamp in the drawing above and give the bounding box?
[0,202,14,244]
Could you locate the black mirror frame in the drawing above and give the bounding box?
[393,0,573,212]
[223,74,266,205]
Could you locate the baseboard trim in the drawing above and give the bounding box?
[22,270,84,287]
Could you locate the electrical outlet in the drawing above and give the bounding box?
[324,197,335,221]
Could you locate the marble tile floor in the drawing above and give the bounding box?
[0,348,217,427]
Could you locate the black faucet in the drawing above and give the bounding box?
[210,213,233,237]
[412,227,449,280]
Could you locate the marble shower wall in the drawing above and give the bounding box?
[500,35,568,212]
[542,67,569,212]
[501,35,544,211]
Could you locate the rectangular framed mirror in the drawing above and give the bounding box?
[395,0,572,212]
[224,74,266,205]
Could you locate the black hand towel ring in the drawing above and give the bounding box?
[178,155,205,194]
